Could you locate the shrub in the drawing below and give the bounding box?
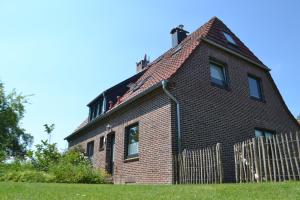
[30,140,61,172]
[50,163,108,184]
[0,170,55,183]
[0,146,110,184]
[49,146,109,184]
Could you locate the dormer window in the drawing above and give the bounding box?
[89,99,104,121]
[223,32,236,45]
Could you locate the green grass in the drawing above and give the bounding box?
[0,181,300,200]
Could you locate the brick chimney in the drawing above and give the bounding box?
[170,25,189,48]
[136,54,149,73]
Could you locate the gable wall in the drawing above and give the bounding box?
[170,42,299,182]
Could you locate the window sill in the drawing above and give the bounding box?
[250,96,265,103]
[98,148,104,152]
[124,156,139,163]
[211,82,230,91]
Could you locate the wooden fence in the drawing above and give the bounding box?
[173,143,223,184]
[234,132,300,183]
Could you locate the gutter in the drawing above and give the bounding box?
[201,38,271,71]
[162,80,181,153]
[65,81,164,141]
[66,80,183,154]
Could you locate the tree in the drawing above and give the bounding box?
[0,81,33,162]
[29,124,60,171]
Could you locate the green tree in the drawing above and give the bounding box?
[0,81,33,162]
[29,124,60,171]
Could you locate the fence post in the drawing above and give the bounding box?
[290,132,300,180]
[252,138,259,182]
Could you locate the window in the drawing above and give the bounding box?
[99,136,104,151]
[248,75,263,100]
[210,62,228,88]
[86,141,94,159]
[89,99,104,121]
[125,124,139,159]
[223,32,236,45]
[255,129,275,138]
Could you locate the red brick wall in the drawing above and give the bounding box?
[170,42,299,182]
[69,90,174,184]
[68,41,299,184]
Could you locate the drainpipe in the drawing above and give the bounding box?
[162,80,181,153]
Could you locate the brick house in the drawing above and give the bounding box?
[65,17,300,184]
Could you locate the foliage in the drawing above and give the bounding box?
[0,170,55,183]
[49,146,109,184]
[28,124,61,172]
[0,81,33,162]
[0,160,54,183]
[0,146,109,184]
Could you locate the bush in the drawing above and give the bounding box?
[50,163,108,184]
[0,170,55,183]
[49,146,109,184]
[0,146,110,184]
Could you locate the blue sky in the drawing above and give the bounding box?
[0,0,299,150]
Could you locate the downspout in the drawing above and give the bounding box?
[162,80,181,153]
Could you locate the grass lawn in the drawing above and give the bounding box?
[0,181,300,200]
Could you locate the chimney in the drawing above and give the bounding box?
[170,25,189,48]
[136,54,149,73]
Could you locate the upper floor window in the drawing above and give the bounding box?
[223,32,236,45]
[248,75,263,100]
[255,129,275,138]
[86,141,94,160]
[89,100,103,121]
[125,123,139,159]
[210,62,228,88]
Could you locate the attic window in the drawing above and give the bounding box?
[128,77,150,92]
[172,45,182,55]
[223,32,236,45]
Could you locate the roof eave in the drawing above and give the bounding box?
[201,38,271,71]
[64,80,164,141]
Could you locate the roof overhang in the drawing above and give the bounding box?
[65,80,164,141]
[201,38,271,71]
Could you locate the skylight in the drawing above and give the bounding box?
[223,32,236,45]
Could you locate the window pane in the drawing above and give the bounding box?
[223,32,236,45]
[127,125,139,156]
[255,129,264,137]
[210,64,226,86]
[248,76,262,99]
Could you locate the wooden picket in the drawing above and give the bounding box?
[173,143,223,184]
[234,131,300,183]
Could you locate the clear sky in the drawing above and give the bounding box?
[1,0,299,150]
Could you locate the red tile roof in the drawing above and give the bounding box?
[72,17,267,135]
[118,17,265,107]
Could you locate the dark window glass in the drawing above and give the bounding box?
[126,124,139,158]
[89,100,104,121]
[87,141,94,159]
[99,136,104,151]
[255,129,275,138]
[210,63,227,87]
[248,76,262,99]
